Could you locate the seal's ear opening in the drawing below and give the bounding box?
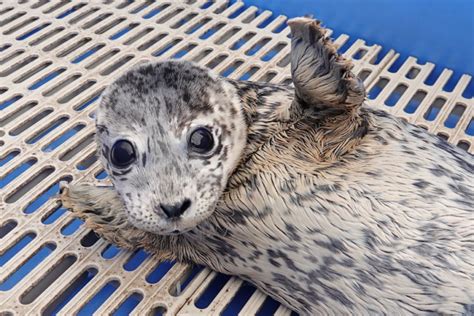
[288,17,366,111]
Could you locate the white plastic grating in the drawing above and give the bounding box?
[0,0,473,315]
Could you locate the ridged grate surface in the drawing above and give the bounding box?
[0,1,473,315]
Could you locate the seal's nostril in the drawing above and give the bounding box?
[160,199,191,218]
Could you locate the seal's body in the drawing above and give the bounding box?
[60,18,474,315]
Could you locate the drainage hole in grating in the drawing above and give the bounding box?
[444,103,466,129]
[110,23,139,40]
[368,78,389,100]
[43,74,82,97]
[30,27,65,47]
[43,32,78,52]
[58,80,96,104]
[123,249,150,271]
[245,37,271,56]
[56,3,87,19]
[239,66,260,81]
[16,22,51,41]
[69,8,100,25]
[276,53,290,68]
[43,1,71,14]
[101,244,121,259]
[0,49,25,65]
[151,306,167,316]
[358,70,371,83]
[77,280,120,315]
[220,60,244,77]
[256,295,281,316]
[423,97,446,121]
[95,169,108,180]
[199,22,225,40]
[192,48,213,63]
[0,157,37,190]
[0,219,18,239]
[5,166,55,204]
[129,1,153,13]
[457,141,470,152]
[195,273,232,309]
[85,49,120,70]
[23,175,73,214]
[171,43,197,59]
[4,17,40,36]
[230,32,256,50]
[80,230,101,247]
[146,260,176,284]
[42,124,86,153]
[0,43,12,52]
[170,264,205,296]
[261,42,287,62]
[221,281,257,316]
[100,55,134,76]
[206,54,227,69]
[61,218,84,236]
[59,133,95,161]
[466,118,474,136]
[29,68,66,90]
[0,232,36,267]
[0,12,26,29]
[185,17,212,35]
[20,254,78,304]
[41,205,68,225]
[138,33,167,51]
[0,94,23,110]
[403,90,427,114]
[95,17,126,35]
[405,67,420,80]
[112,292,143,315]
[72,44,105,64]
[215,26,242,45]
[0,242,56,292]
[26,116,69,144]
[385,84,408,107]
[14,61,53,84]
[124,27,153,46]
[0,149,20,167]
[437,133,449,141]
[171,12,198,29]
[152,39,183,57]
[43,267,98,315]
[76,152,98,170]
[74,91,102,111]
[352,48,368,60]
[143,4,171,19]
[157,8,184,24]
[9,108,54,136]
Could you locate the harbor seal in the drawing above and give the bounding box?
[60,17,474,315]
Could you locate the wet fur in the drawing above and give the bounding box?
[60,18,474,315]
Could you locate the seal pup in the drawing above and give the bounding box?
[60,17,474,315]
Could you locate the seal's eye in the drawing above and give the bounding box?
[110,140,136,168]
[188,127,214,155]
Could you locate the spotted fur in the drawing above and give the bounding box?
[60,17,474,315]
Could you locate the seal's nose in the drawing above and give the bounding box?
[159,199,191,218]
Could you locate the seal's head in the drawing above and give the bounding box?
[96,60,247,235]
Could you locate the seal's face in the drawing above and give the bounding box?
[95,61,247,235]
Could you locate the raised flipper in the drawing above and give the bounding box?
[288,17,366,111]
[59,182,174,260]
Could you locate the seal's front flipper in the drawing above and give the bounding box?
[59,182,170,258]
[288,17,366,111]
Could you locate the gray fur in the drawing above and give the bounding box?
[60,17,474,315]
